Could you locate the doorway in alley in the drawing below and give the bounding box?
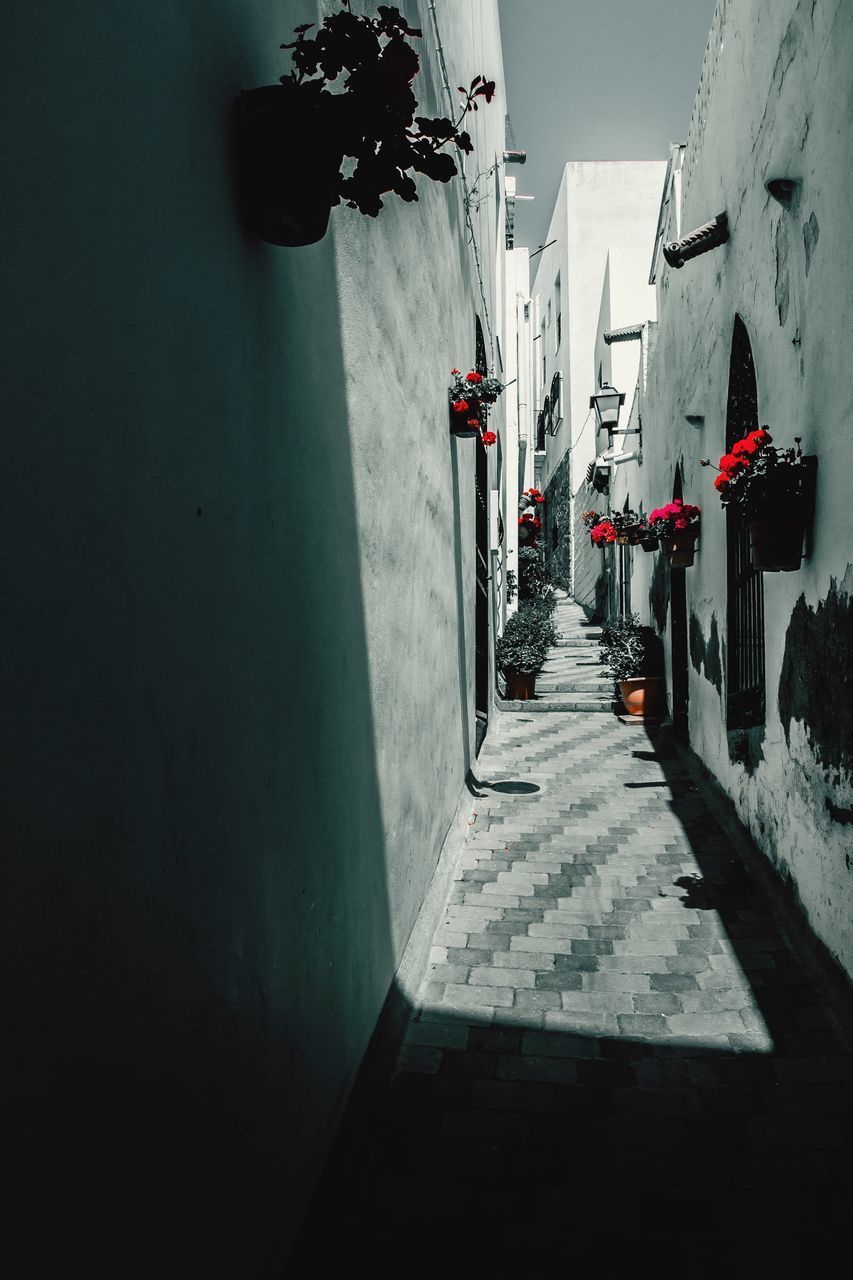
[474,318,489,752]
[670,465,689,741]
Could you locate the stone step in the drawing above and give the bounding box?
[497,696,614,713]
[536,681,613,694]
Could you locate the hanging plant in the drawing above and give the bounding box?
[647,500,700,567]
[701,428,817,571]
[609,509,643,545]
[448,368,504,446]
[237,1,496,246]
[590,519,617,547]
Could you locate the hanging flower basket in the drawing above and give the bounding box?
[590,519,617,548]
[239,4,495,246]
[639,531,659,553]
[448,368,504,446]
[449,401,482,440]
[237,84,344,246]
[747,515,806,572]
[610,509,642,545]
[661,534,698,568]
[702,429,817,572]
[648,501,700,568]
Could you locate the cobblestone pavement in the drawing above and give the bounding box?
[339,711,853,1263]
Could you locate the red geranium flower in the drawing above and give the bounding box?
[675,517,689,530]
[719,453,745,474]
[452,399,469,413]
[466,371,484,384]
[732,438,758,458]
[748,428,772,445]
[450,368,460,375]
[467,418,480,427]
[714,474,730,492]
[481,430,497,446]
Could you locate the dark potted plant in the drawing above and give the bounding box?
[647,500,700,566]
[599,613,666,718]
[496,606,550,700]
[702,428,817,571]
[237,1,495,246]
[638,517,659,553]
[449,368,503,443]
[610,508,643,545]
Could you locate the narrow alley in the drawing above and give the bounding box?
[307,596,853,1262]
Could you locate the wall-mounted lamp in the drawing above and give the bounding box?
[590,383,625,434]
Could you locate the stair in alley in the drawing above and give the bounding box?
[499,590,613,712]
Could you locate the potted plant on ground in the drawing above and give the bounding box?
[449,368,503,444]
[647,500,700,566]
[701,428,817,571]
[599,613,666,718]
[238,1,495,246]
[496,606,550,700]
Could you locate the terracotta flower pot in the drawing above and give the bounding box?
[747,515,805,571]
[619,677,666,718]
[236,84,344,246]
[505,670,536,700]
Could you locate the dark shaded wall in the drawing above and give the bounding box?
[0,1,506,1271]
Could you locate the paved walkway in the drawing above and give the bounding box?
[341,707,853,1262]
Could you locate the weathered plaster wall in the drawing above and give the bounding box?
[1,0,506,1269]
[610,0,853,979]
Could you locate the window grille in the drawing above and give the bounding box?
[725,316,765,728]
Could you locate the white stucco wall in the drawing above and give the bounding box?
[609,0,853,979]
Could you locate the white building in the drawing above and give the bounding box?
[529,161,666,586]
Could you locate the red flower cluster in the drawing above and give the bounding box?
[647,499,700,536]
[465,371,484,384]
[519,514,541,528]
[481,431,497,446]
[590,520,617,545]
[714,428,773,494]
[524,487,545,504]
[451,399,469,414]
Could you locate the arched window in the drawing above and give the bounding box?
[725,316,765,727]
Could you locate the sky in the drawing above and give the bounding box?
[497,0,718,252]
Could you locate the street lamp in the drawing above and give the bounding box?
[589,383,625,435]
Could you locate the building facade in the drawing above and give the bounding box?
[530,161,666,588]
[2,0,512,1269]
[587,0,853,981]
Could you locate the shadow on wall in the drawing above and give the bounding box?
[2,4,397,1273]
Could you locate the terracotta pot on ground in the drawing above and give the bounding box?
[619,677,666,718]
[748,515,805,571]
[505,670,536,700]
[663,534,697,567]
[237,84,343,246]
